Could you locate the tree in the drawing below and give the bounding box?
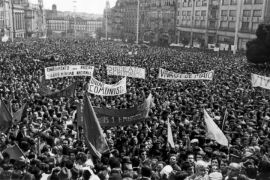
[246,24,270,64]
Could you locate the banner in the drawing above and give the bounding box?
[107,65,146,79]
[251,73,270,90]
[2,35,9,42]
[45,65,94,79]
[158,68,214,80]
[88,77,126,96]
[38,82,77,98]
[94,94,153,127]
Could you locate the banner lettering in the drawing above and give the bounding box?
[45,65,94,79]
[158,68,214,80]
[107,65,146,79]
[88,77,127,96]
[251,73,270,90]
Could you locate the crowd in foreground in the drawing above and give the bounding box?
[0,38,270,180]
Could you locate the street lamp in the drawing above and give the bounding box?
[136,0,140,44]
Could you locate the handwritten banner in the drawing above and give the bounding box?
[158,68,214,80]
[251,73,270,90]
[107,65,146,79]
[88,77,127,96]
[94,94,153,127]
[45,65,94,79]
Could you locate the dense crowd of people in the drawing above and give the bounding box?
[0,38,270,180]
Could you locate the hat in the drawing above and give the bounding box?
[190,139,199,144]
[122,156,131,164]
[209,172,223,180]
[160,165,173,176]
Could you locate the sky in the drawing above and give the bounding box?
[43,0,117,14]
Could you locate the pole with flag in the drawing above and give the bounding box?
[221,108,228,131]
[203,109,228,147]
[167,119,175,148]
[83,94,109,158]
[0,100,13,133]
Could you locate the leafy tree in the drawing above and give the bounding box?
[246,24,270,64]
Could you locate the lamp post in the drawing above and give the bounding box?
[136,0,140,44]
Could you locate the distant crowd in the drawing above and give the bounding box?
[0,38,270,180]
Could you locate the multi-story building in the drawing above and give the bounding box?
[176,0,270,50]
[12,0,25,38]
[46,5,103,38]
[0,0,13,38]
[140,0,177,44]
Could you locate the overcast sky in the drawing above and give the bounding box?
[43,0,117,14]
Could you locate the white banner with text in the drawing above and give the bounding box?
[251,73,270,90]
[107,65,146,79]
[158,68,214,80]
[45,65,94,79]
[88,77,127,96]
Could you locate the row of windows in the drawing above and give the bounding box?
[222,0,263,5]
[182,0,207,7]
[221,9,262,17]
[181,10,207,16]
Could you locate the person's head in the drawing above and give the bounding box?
[195,161,208,176]
[187,154,195,164]
[195,153,203,162]
[211,158,219,168]
[227,163,241,177]
[169,155,177,165]
[156,161,165,172]
[181,161,194,176]
[140,150,147,161]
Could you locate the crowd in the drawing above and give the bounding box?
[0,38,270,180]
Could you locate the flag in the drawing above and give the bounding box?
[6,96,13,117]
[83,94,109,158]
[203,109,228,146]
[167,120,175,148]
[221,108,228,130]
[49,81,77,98]
[2,143,25,160]
[13,103,27,124]
[0,100,13,133]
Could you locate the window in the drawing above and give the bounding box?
[201,20,206,27]
[182,11,186,16]
[201,10,206,16]
[229,21,236,29]
[254,0,263,4]
[209,21,216,28]
[195,10,200,16]
[253,10,262,17]
[243,10,251,17]
[241,22,249,30]
[252,22,259,31]
[230,0,237,5]
[195,20,200,27]
[221,10,228,16]
[229,10,236,17]
[244,0,252,4]
[196,0,201,6]
[220,21,227,28]
[187,11,191,16]
[202,0,207,6]
[222,0,230,5]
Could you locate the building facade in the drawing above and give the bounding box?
[176,0,270,50]
[0,0,13,38]
[140,0,177,44]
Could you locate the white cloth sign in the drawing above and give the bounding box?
[158,68,214,80]
[88,77,127,96]
[107,65,146,79]
[2,35,9,42]
[45,65,94,79]
[251,73,270,90]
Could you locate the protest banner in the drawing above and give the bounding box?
[94,94,153,127]
[107,65,146,79]
[88,77,127,96]
[251,73,270,90]
[45,65,94,79]
[158,68,214,80]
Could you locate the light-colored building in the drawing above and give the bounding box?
[12,2,25,38]
[176,0,270,50]
[0,0,13,39]
[140,0,177,44]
